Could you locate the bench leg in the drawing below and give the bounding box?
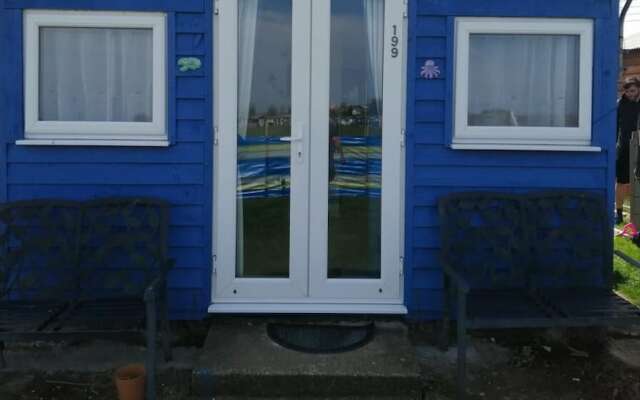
[0,341,5,369]
[161,296,173,362]
[440,275,451,350]
[146,296,157,400]
[456,288,467,400]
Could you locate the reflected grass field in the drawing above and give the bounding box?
[237,196,380,279]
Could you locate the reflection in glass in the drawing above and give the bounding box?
[468,34,580,127]
[328,0,383,279]
[236,0,292,278]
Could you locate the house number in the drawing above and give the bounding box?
[391,25,399,58]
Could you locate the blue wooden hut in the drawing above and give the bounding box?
[0,0,618,320]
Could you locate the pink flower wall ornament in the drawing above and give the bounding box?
[420,60,441,79]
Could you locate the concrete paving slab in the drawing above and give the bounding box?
[1,340,200,372]
[192,320,422,397]
[608,338,640,368]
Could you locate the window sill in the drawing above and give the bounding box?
[16,139,170,147]
[450,143,602,152]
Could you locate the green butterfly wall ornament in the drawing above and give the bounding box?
[178,57,202,72]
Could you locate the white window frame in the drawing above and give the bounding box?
[22,10,168,146]
[453,17,594,150]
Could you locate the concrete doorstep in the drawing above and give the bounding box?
[191,320,422,398]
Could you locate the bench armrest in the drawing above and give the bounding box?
[144,259,175,303]
[441,261,471,294]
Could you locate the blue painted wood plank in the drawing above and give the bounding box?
[413,227,440,248]
[411,289,443,313]
[8,143,204,164]
[177,120,208,142]
[414,166,606,189]
[170,205,204,226]
[176,33,206,55]
[413,248,439,269]
[416,37,446,58]
[415,101,444,123]
[417,0,610,18]
[414,122,445,144]
[413,144,609,168]
[167,268,208,289]
[167,288,208,318]
[169,247,206,269]
[415,16,446,36]
[4,0,204,12]
[177,99,206,120]
[413,206,438,228]
[170,226,204,247]
[0,144,6,203]
[414,80,445,101]
[413,186,605,207]
[2,8,21,143]
[8,164,204,185]
[176,13,206,33]
[177,77,207,99]
[8,184,206,205]
[412,269,443,290]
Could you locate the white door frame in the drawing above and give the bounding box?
[211,0,407,313]
[212,0,310,300]
[308,0,405,301]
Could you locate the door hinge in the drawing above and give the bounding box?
[214,126,219,146]
[399,256,404,276]
[214,0,220,15]
[403,0,409,18]
[212,254,217,274]
[400,129,406,148]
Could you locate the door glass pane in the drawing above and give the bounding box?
[328,0,383,279]
[468,34,580,127]
[39,27,153,122]
[237,0,292,278]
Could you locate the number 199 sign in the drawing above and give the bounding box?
[391,25,400,58]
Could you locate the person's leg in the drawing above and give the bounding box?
[616,141,631,224]
[617,183,630,224]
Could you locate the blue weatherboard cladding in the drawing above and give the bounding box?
[0,0,213,320]
[0,0,619,320]
[404,0,619,319]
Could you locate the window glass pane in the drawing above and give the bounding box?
[328,0,383,279]
[468,34,580,128]
[39,27,153,122]
[236,0,292,278]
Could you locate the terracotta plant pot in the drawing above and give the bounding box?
[114,363,146,400]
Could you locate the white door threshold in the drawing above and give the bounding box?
[208,302,408,315]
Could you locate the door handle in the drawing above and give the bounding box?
[280,124,305,163]
[279,135,302,142]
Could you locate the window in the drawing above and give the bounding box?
[453,18,594,150]
[22,10,167,146]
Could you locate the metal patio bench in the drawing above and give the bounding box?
[0,198,173,400]
[438,191,640,400]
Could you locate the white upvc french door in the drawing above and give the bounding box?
[212,0,405,312]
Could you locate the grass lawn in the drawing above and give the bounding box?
[613,234,640,305]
